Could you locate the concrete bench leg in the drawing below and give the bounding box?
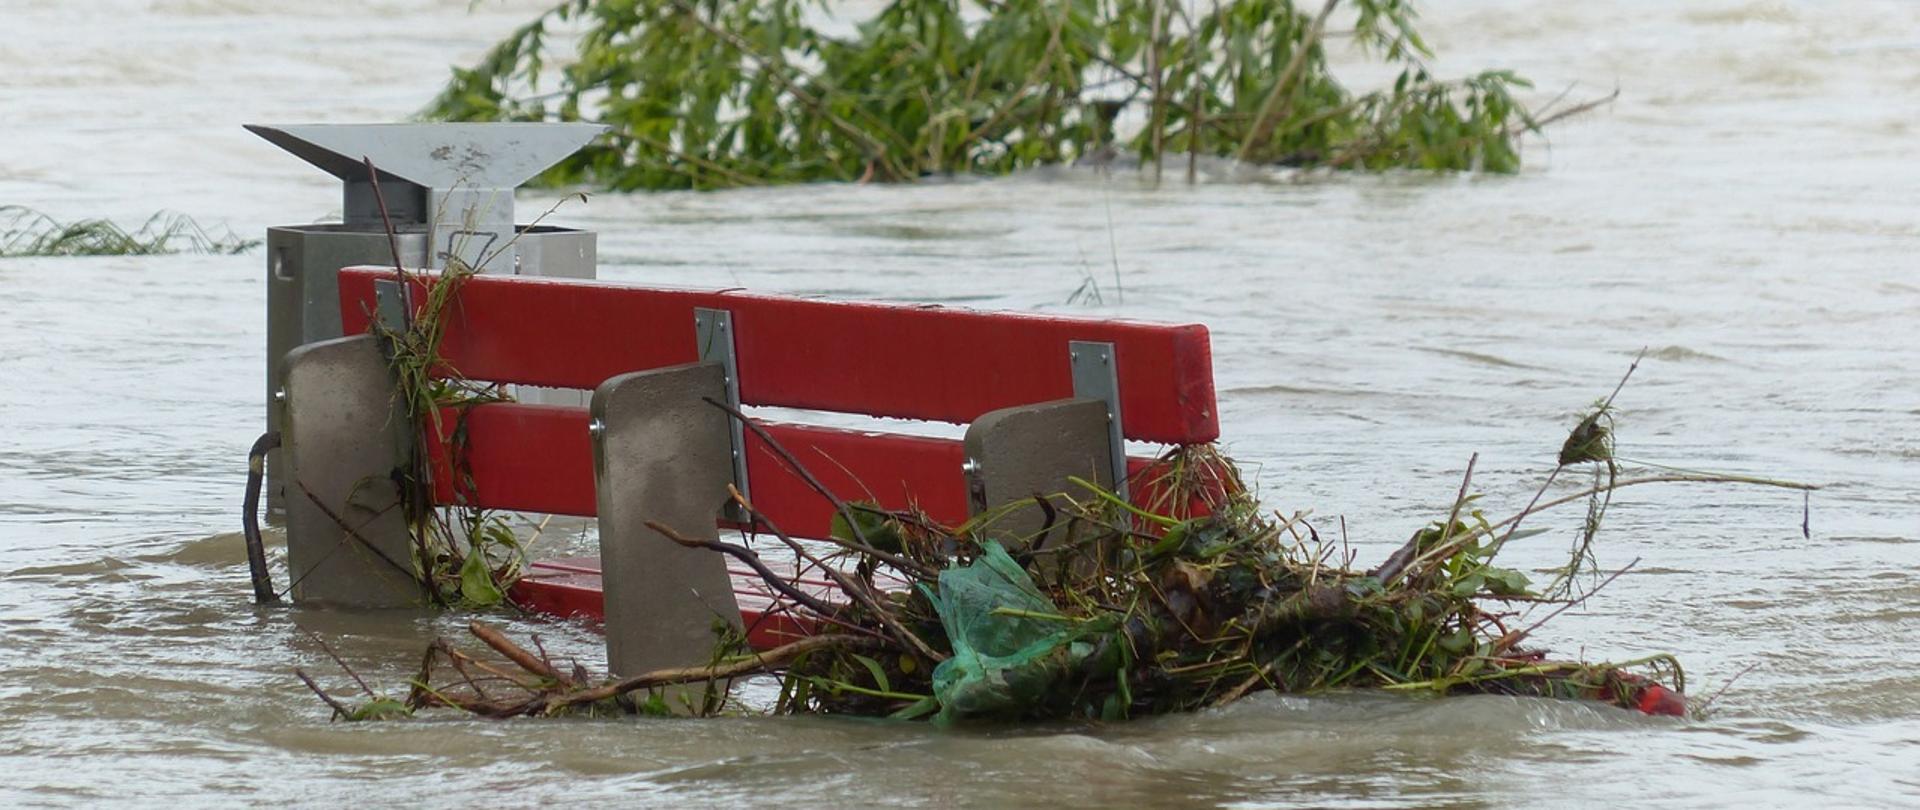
[591,362,744,679]
[279,334,421,607]
[962,398,1117,547]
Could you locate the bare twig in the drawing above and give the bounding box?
[1491,348,1644,554]
[1496,557,1640,652]
[1694,661,1762,716]
[305,630,373,697]
[1515,87,1619,134]
[700,397,937,580]
[727,485,948,663]
[645,519,844,618]
[547,634,888,710]
[294,668,354,720]
[1371,454,1475,584]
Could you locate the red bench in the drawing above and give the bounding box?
[281,265,1218,674]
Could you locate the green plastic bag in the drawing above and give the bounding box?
[923,541,1081,724]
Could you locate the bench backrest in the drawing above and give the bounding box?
[336,265,1218,538]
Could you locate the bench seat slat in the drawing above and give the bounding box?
[340,267,1219,445]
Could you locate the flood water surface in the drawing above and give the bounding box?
[2,0,1918,806]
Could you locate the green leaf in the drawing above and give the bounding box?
[344,697,412,722]
[850,653,892,693]
[459,550,504,607]
[1449,573,1485,597]
[830,503,902,553]
[1479,566,1533,597]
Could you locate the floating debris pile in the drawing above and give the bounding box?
[305,388,1814,724]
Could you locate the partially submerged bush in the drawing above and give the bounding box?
[0,206,257,257]
[427,0,1599,189]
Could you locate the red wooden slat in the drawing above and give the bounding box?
[428,404,595,516]
[339,267,1217,444]
[509,564,817,651]
[733,419,969,538]
[425,402,973,536]
[425,404,1216,531]
[426,402,1199,537]
[513,556,911,650]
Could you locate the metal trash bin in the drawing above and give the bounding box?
[249,123,606,514]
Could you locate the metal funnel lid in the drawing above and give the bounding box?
[245,123,606,190]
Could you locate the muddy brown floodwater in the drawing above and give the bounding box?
[2,0,1917,806]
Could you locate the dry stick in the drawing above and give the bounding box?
[1513,87,1619,135]
[439,641,547,691]
[362,157,449,597]
[440,646,498,702]
[1212,660,1276,707]
[405,642,441,709]
[1694,661,1762,715]
[294,668,354,720]
[1403,473,1819,585]
[1489,349,1645,555]
[469,620,568,686]
[1328,85,1619,172]
[304,630,375,697]
[362,157,413,318]
[1371,454,1476,585]
[1237,0,1341,163]
[644,519,844,619]
[549,634,888,710]
[728,484,949,664]
[1496,557,1640,653]
[1524,81,1582,125]
[1440,453,1478,543]
[700,397,937,581]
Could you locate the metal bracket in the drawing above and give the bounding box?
[1069,340,1128,499]
[440,229,502,271]
[695,307,750,518]
[373,277,408,333]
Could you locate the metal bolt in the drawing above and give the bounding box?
[273,388,287,403]
[961,458,980,475]
[588,418,606,438]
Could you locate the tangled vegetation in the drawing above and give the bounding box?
[372,255,527,609]
[427,0,1607,190]
[349,177,598,609]
[0,206,257,257]
[302,363,1814,724]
